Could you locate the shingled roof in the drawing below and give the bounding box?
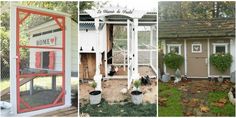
[159,18,235,39]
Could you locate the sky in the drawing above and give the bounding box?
[102,0,157,12]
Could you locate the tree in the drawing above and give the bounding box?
[0,1,10,79]
[79,1,95,11]
[158,1,235,20]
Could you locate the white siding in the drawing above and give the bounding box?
[71,21,78,72]
[231,38,236,73]
[79,30,98,52]
[79,25,107,53]
[28,20,78,72]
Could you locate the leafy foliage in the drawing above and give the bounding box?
[90,81,97,89]
[133,80,141,90]
[158,1,235,20]
[80,99,156,116]
[0,28,10,78]
[79,1,95,11]
[21,1,78,22]
[210,53,232,73]
[163,52,184,71]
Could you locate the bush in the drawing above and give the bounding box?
[90,81,97,89]
[210,53,232,73]
[133,80,141,90]
[163,52,184,71]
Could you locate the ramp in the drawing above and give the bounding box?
[0,77,36,97]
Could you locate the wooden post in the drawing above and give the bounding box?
[29,80,34,95]
[52,75,56,90]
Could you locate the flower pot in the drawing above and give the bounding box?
[218,76,224,83]
[161,74,170,82]
[89,90,101,105]
[131,90,143,105]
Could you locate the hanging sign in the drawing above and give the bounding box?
[36,37,56,46]
[86,6,147,19]
[97,9,134,15]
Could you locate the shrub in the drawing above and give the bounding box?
[90,81,97,89]
[210,53,232,73]
[133,80,141,90]
[163,52,184,71]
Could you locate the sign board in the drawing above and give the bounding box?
[86,6,147,19]
[36,37,56,46]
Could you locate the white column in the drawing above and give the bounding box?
[150,26,153,66]
[104,24,108,77]
[184,39,187,75]
[10,4,17,115]
[230,38,235,73]
[132,19,140,81]
[207,38,210,77]
[65,17,71,106]
[163,40,167,74]
[94,18,102,90]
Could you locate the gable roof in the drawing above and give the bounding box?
[79,23,105,30]
[159,18,235,39]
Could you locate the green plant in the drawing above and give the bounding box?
[163,52,184,71]
[90,81,97,89]
[210,53,232,73]
[133,80,141,90]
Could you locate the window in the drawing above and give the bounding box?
[42,52,50,69]
[192,44,202,53]
[213,43,228,54]
[167,44,181,55]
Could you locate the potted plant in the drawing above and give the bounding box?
[210,53,232,83]
[89,81,101,105]
[163,52,184,81]
[131,79,142,105]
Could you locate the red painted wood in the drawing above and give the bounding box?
[20,72,62,78]
[48,51,55,69]
[20,45,63,50]
[16,7,66,113]
[35,52,41,68]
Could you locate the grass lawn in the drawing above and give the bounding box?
[208,91,235,116]
[158,82,183,116]
[0,77,78,92]
[80,99,157,117]
[0,79,10,91]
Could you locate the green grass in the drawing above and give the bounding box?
[0,79,10,91]
[158,82,183,116]
[0,77,78,92]
[208,91,235,116]
[80,99,157,117]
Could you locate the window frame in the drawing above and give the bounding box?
[192,43,202,53]
[167,44,182,55]
[212,43,228,54]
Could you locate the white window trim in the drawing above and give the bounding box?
[212,43,228,54]
[167,44,182,55]
[192,43,202,53]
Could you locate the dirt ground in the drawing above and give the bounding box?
[159,79,235,116]
[113,65,156,77]
[79,79,157,105]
